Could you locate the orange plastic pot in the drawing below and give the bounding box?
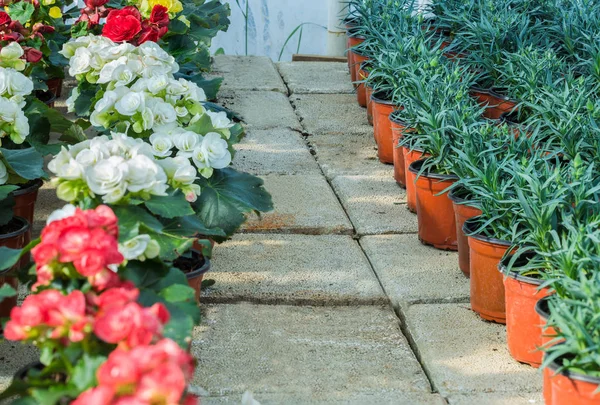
[470,87,518,120]
[499,258,551,367]
[46,77,63,98]
[0,216,30,321]
[546,357,600,405]
[448,188,481,277]
[409,160,458,250]
[371,92,395,164]
[537,297,559,405]
[356,62,369,108]
[389,115,411,188]
[403,147,430,213]
[347,35,364,84]
[366,85,374,126]
[464,217,510,324]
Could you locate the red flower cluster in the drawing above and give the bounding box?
[4,290,92,343]
[101,5,169,45]
[92,283,170,350]
[73,339,197,405]
[0,11,49,63]
[4,282,169,348]
[77,0,111,27]
[31,205,124,291]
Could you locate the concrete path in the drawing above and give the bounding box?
[0,56,544,404]
[197,57,544,404]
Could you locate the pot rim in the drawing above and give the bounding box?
[498,252,545,285]
[469,86,517,103]
[184,250,211,280]
[408,159,459,181]
[35,90,57,106]
[547,353,600,385]
[535,296,552,320]
[463,216,512,246]
[12,178,44,197]
[448,187,478,205]
[371,91,396,106]
[389,113,409,126]
[0,216,30,241]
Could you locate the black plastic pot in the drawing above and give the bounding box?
[176,249,211,304]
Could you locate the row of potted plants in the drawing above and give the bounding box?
[0,0,273,402]
[345,0,600,403]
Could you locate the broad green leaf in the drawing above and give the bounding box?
[7,2,35,24]
[112,205,163,241]
[0,283,17,302]
[145,192,194,219]
[1,148,45,180]
[193,168,273,239]
[0,246,22,271]
[159,284,196,303]
[138,223,194,261]
[71,354,106,391]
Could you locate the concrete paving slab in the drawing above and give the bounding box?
[0,341,39,390]
[242,175,353,235]
[404,304,542,396]
[232,129,320,175]
[331,174,417,235]
[290,94,372,136]
[204,234,385,305]
[277,62,354,94]
[192,304,431,396]
[447,393,543,405]
[33,182,64,238]
[308,133,384,179]
[211,55,287,93]
[219,91,301,131]
[202,392,447,405]
[361,235,469,308]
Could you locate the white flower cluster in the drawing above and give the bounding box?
[61,35,178,85]
[0,67,33,146]
[149,125,232,179]
[89,75,207,134]
[48,133,201,204]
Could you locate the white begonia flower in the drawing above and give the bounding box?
[66,88,80,113]
[69,47,93,76]
[46,204,77,225]
[0,160,8,185]
[115,91,146,116]
[125,154,168,196]
[151,100,177,126]
[141,107,155,131]
[147,74,170,94]
[172,129,200,157]
[112,64,136,87]
[131,78,150,92]
[192,132,232,175]
[1,69,34,98]
[0,96,30,144]
[85,155,129,202]
[60,35,93,58]
[94,90,119,113]
[185,81,207,102]
[149,132,174,157]
[175,106,188,117]
[97,56,127,84]
[0,42,24,61]
[119,235,159,261]
[206,110,234,129]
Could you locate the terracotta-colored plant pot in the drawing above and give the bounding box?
[46,78,64,98]
[470,87,518,120]
[347,35,365,84]
[366,85,374,126]
[448,188,481,277]
[499,258,552,367]
[179,249,211,304]
[403,147,431,213]
[537,297,559,404]
[546,357,600,405]
[371,92,396,164]
[356,63,369,108]
[0,216,30,320]
[13,179,43,268]
[464,217,511,324]
[409,160,459,250]
[389,115,411,188]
